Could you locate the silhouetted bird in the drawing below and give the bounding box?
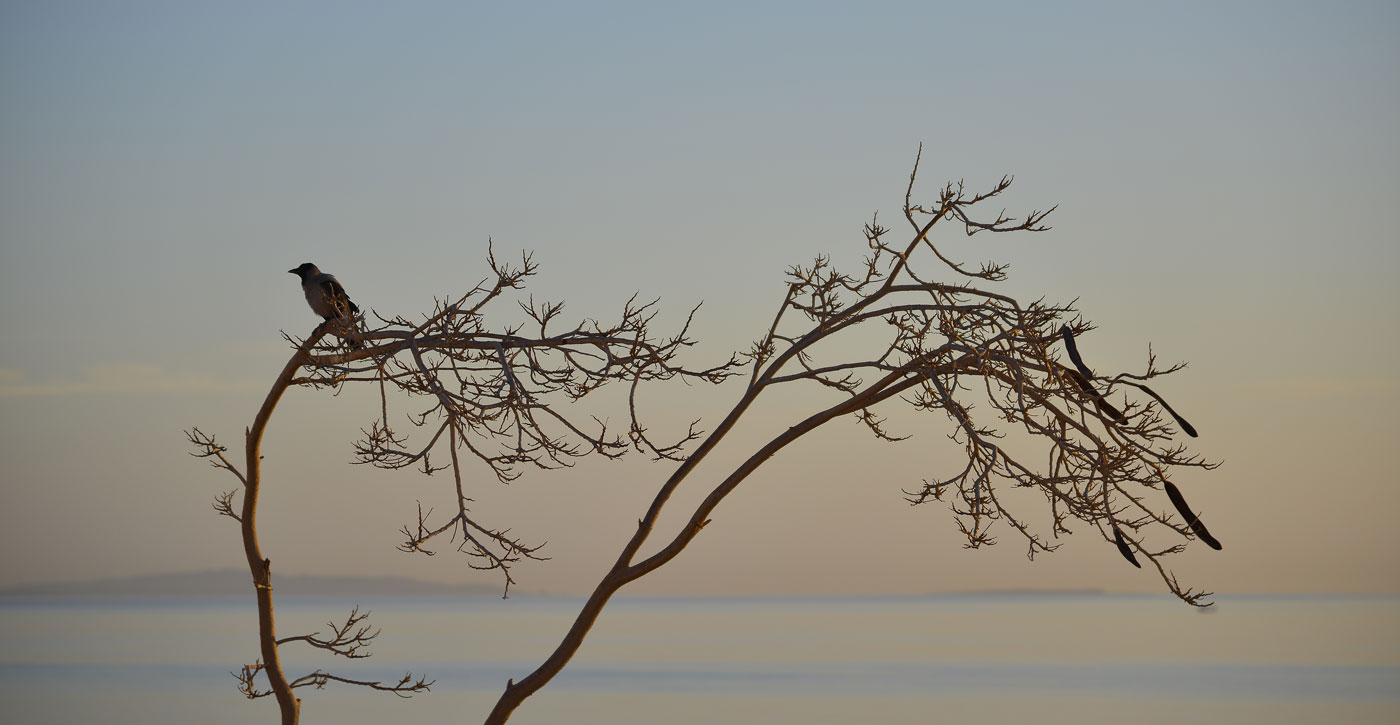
[289,263,362,347]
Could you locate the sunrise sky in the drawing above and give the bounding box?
[1,1,1397,597]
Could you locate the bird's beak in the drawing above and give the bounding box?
[287,268,297,275]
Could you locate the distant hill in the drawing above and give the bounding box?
[0,569,503,598]
[938,588,1107,597]
[0,571,1113,600]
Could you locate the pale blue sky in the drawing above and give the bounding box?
[1,1,1397,595]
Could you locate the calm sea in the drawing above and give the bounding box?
[1,594,1396,724]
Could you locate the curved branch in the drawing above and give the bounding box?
[241,323,329,724]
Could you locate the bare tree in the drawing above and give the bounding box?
[188,247,739,724]
[190,151,1221,724]
[478,151,1222,723]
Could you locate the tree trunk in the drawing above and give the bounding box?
[241,327,326,724]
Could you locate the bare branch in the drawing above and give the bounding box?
[233,661,273,700]
[212,489,241,522]
[185,427,246,486]
[281,251,741,594]
[277,606,381,659]
[289,670,434,698]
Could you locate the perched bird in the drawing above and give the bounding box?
[288,263,362,347]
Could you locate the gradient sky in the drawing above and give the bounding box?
[1,1,1397,597]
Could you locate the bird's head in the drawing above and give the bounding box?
[288,263,319,280]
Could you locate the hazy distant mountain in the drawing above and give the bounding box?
[0,571,1110,599]
[937,588,1106,597]
[0,569,503,598]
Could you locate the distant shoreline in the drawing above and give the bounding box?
[0,570,1116,599]
[0,571,1119,600]
[0,569,503,599]
[4,571,1389,601]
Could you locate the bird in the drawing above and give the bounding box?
[288,263,362,347]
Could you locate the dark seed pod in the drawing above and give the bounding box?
[1062,325,1197,435]
[1163,481,1222,550]
[1127,382,1199,438]
[1064,367,1124,421]
[1112,524,1141,568]
[1060,325,1096,380]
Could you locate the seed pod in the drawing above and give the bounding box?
[1126,381,1198,438]
[1064,367,1124,421]
[1112,524,1141,568]
[1163,481,1222,550]
[1060,325,1096,380]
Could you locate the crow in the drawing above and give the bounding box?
[289,263,362,348]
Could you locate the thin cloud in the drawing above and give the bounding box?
[0,364,262,398]
[1238,376,1400,398]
